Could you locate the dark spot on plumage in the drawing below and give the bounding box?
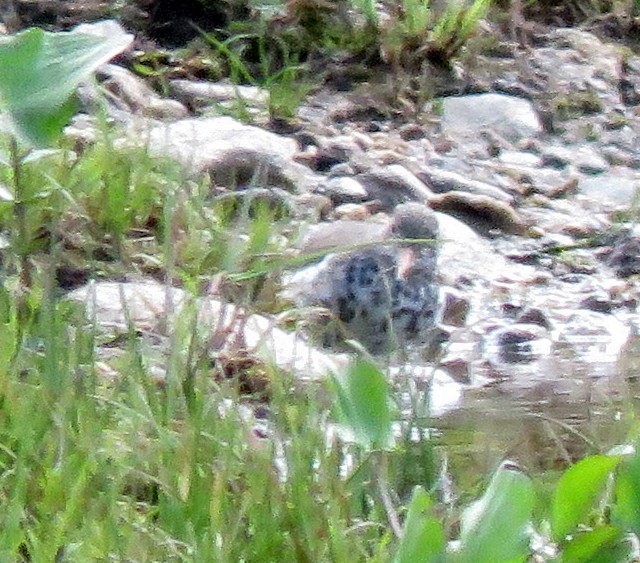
[337,297,355,323]
[371,289,385,307]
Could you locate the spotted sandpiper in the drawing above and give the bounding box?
[283,203,440,354]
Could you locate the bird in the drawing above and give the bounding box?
[283,203,440,354]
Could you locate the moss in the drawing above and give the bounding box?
[553,90,604,121]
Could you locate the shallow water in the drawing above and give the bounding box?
[424,331,640,476]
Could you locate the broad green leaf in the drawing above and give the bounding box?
[561,526,630,563]
[552,454,624,542]
[0,27,132,146]
[395,486,445,563]
[612,444,640,535]
[456,461,534,563]
[333,359,394,450]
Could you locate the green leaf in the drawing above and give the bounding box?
[0,27,132,146]
[561,526,629,563]
[333,359,394,450]
[612,445,640,535]
[456,461,534,563]
[552,454,624,542]
[395,486,445,563]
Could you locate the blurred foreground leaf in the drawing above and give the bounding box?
[0,27,132,146]
[456,461,534,563]
[552,454,624,542]
[394,486,445,563]
[333,359,394,450]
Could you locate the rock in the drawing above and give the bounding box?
[143,116,296,172]
[96,64,188,121]
[441,289,470,327]
[169,80,268,110]
[580,293,614,313]
[319,176,368,204]
[310,136,364,172]
[498,150,542,168]
[604,226,640,278]
[578,171,640,208]
[441,93,542,143]
[67,281,349,381]
[516,308,551,329]
[354,165,434,208]
[415,167,514,203]
[73,19,132,44]
[436,213,533,284]
[541,145,609,175]
[398,123,427,141]
[484,324,552,365]
[293,220,389,255]
[293,193,332,221]
[331,203,371,221]
[538,29,623,115]
[429,191,526,235]
[520,200,609,238]
[620,55,640,106]
[140,117,320,192]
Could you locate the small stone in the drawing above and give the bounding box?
[169,80,268,109]
[605,227,640,278]
[580,294,613,313]
[439,356,471,384]
[517,308,552,329]
[320,177,368,204]
[441,289,470,327]
[487,324,550,365]
[332,203,371,221]
[355,165,434,209]
[416,167,514,203]
[429,191,526,235]
[398,123,427,141]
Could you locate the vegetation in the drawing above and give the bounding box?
[0,8,640,562]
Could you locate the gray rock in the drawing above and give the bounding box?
[139,117,320,192]
[538,29,622,114]
[416,167,514,203]
[143,116,294,169]
[604,226,640,278]
[578,171,640,208]
[498,150,542,168]
[320,176,368,204]
[73,19,132,44]
[355,165,434,208]
[67,281,349,381]
[436,213,534,285]
[331,203,371,220]
[98,64,188,120]
[441,93,542,142]
[484,324,551,365]
[542,145,609,175]
[429,191,526,235]
[169,80,269,109]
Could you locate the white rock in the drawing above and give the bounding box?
[142,116,298,175]
[68,281,349,381]
[442,93,542,142]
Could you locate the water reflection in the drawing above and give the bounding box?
[415,330,640,476]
